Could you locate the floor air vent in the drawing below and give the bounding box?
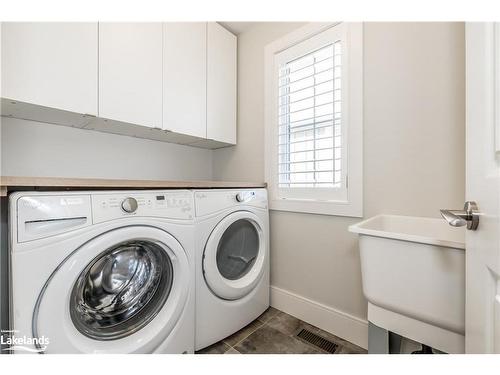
[296,328,338,354]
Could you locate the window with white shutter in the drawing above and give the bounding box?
[278,41,342,189]
[265,23,363,217]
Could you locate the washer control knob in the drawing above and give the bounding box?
[121,197,138,213]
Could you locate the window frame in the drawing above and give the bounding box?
[264,22,363,217]
[275,26,346,201]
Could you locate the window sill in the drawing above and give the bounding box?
[269,198,363,218]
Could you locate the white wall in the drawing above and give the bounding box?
[213,22,465,346]
[1,117,213,180]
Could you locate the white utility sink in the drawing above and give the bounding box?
[349,215,466,353]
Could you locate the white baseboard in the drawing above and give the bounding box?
[270,285,368,349]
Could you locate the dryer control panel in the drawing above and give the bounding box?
[92,191,194,223]
[194,189,268,217]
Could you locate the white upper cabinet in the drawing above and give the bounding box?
[163,23,207,138]
[1,22,237,149]
[1,22,98,115]
[98,23,163,128]
[207,23,237,145]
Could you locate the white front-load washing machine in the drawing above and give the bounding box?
[193,189,269,350]
[8,190,195,354]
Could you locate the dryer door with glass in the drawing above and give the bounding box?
[203,211,266,300]
[33,225,190,353]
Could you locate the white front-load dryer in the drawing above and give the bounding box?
[194,189,269,350]
[8,190,195,354]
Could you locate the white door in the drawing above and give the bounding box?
[98,23,163,129]
[206,22,237,144]
[163,22,207,138]
[1,22,98,115]
[34,226,190,353]
[203,211,266,300]
[465,22,500,353]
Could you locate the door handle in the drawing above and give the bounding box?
[440,201,480,230]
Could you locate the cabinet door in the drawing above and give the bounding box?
[1,22,98,115]
[99,23,162,128]
[207,23,237,144]
[163,23,207,138]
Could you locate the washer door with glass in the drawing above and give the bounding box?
[203,211,266,300]
[33,226,190,353]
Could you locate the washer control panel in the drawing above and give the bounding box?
[92,191,193,223]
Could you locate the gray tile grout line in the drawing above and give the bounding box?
[222,342,232,352]
[226,347,241,354]
[224,311,280,353]
[225,319,268,352]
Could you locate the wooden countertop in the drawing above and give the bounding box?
[0,176,266,196]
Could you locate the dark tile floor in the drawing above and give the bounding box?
[196,307,367,354]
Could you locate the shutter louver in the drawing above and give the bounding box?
[277,41,342,188]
